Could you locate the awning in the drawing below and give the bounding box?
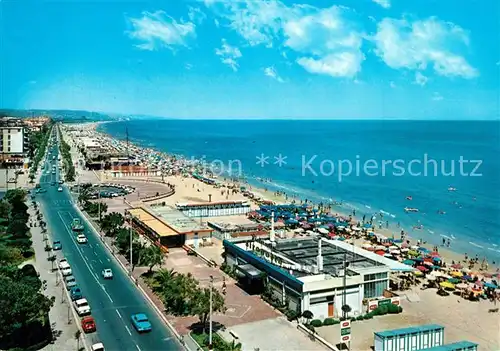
[236,264,263,279]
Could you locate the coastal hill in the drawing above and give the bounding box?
[0,109,166,122]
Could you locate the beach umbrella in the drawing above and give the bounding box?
[430,251,440,257]
[431,266,441,270]
[417,266,429,272]
[427,275,437,281]
[400,248,410,252]
[462,275,472,281]
[423,261,434,266]
[432,257,441,262]
[484,282,498,289]
[450,271,463,277]
[414,257,424,262]
[451,263,463,269]
[414,271,424,276]
[389,245,399,250]
[448,278,461,284]
[402,259,415,265]
[440,281,455,289]
[375,250,386,256]
[455,283,469,290]
[418,247,430,252]
[362,243,372,249]
[408,250,419,257]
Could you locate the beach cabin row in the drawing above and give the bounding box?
[176,200,251,217]
[374,324,445,351]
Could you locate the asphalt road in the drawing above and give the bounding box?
[35,138,182,351]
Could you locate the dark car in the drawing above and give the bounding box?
[70,287,82,301]
[53,240,62,250]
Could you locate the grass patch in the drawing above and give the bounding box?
[190,331,242,351]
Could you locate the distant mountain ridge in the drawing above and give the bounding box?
[0,109,169,122]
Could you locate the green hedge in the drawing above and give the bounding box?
[317,303,402,327]
[310,319,323,327]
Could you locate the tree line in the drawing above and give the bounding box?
[58,126,76,182]
[28,123,52,184]
[0,190,54,349]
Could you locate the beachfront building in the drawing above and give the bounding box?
[126,205,213,249]
[373,324,478,351]
[223,236,412,319]
[208,221,269,240]
[0,118,29,168]
[176,200,251,218]
[107,165,161,178]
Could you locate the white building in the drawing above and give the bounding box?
[223,237,412,319]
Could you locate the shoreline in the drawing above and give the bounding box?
[87,121,498,273]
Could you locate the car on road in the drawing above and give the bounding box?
[52,171,56,175]
[76,234,87,244]
[81,316,96,333]
[73,298,91,316]
[70,287,82,301]
[53,240,62,250]
[36,188,46,193]
[59,180,64,184]
[64,275,77,290]
[58,187,63,192]
[130,313,152,333]
[101,268,113,279]
[91,343,105,351]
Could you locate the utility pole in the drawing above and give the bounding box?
[209,275,214,351]
[342,251,347,319]
[129,214,133,276]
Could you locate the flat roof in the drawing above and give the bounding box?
[128,208,178,237]
[330,239,416,272]
[176,200,250,207]
[425,341,478,351]
[272,238,386,277]
[375,324,444,338]
[150,205,211,233]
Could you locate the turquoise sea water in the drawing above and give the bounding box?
[99,120,500,263]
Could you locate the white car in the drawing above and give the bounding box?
[91,343,105,351]
[73,298,91,316]
[61,266,72,276]
[76,234,87,244]
[101,268,113,279]
[58,258,69,269]
[58,187,63,192]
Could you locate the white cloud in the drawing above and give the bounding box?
[264,66,284,82]
[297,52,364,78]
[373,17,478,79]
[373,0,390,9]
[389,81,396,88]
[188,7,207,24]
[432,92,444,101]
[215,39,242,71]
[414,72,428,86]
[205,1,365,78]
[127,11,195,51]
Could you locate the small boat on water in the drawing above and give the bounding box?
[406,196,413,200]
[437,210,446,215]
[404,207,419,213]
[448,187,457,191]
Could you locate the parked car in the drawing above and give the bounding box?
[61,266,72,276]
[76,234,87,244]
[65,276,77,290]
[73,298,91,316]
[53,240,62,250]
[58,187,63,192]
[58,258,68,269]
[91,343,105,351]
[101,269,113,279]
[130,313,152,333]
[81,316,96,333]
[70,287,82,301]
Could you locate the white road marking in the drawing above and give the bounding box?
[135,345,141,351]
[116,310,123,319]
[125,325,132,336]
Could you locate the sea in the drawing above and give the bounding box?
[99,120,500,264]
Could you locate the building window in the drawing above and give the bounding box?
[7,135,11,140]
[8,147,11,152]
[364,281,386,298]
[364,272,388,281]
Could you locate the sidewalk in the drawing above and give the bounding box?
[29,205,79,351]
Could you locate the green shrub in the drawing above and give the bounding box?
[388,303,399,314]
[378,305,389,315]
[397,306,403,313]
[323,318,335,326]
[364,313,373,319]
[285,309,300,321]
[357,315,364,321]
[349,317,356,322]
[333,319,341,324]
[310,319,323,327]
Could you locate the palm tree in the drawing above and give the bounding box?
[302,310,313,325]
[142,245,164,273]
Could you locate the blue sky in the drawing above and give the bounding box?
[1,0,499,119]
